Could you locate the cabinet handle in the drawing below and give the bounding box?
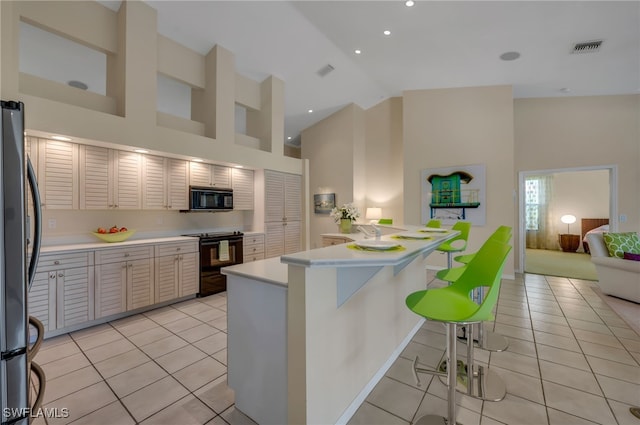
[49,272,56,279]
[179,255,183,260]
[128,264,133,268]
[124,253,130,257]
[58,273,64,278]
[53,260,60,265]
[177,247,181,251]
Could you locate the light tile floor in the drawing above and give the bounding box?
[32,273,640,424]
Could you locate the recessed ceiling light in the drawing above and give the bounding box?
[354,49,362,55]
[51,135,71,141]
[287,136,292,140]
[560,87,571,93]
[67,80,88,90]
[234,165,243,168]
[308,109,313,113]
[383,30,391,36]
[499,51,521,61]
[405,0,415,6]
[134,149,148,154]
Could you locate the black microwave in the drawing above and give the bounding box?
[187,186,233,211]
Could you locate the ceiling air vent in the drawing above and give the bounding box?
[317,64,335,77]
[572,40,603,54]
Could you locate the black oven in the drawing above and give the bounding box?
[183,232,243,296]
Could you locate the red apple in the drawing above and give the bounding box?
[119,227,128,232]
[109,226,119,234]
[97,227,107,234]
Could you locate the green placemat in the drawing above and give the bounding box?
[391,235,432,240]
[347,243,406,252]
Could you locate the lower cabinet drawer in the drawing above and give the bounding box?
[243,253,265,263]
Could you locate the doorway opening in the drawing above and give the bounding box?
[518,165,618,278]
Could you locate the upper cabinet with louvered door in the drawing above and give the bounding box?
[80,147,142,210]
[166,158,189,210]
[142,156,189,210]
[141,154,167,210]
[37,139,79,210]
[113,150,142,209]
[232,168,254,210]
[189,162,231,188]
[79,145,111,209]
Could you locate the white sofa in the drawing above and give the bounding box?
[587,232,640,303]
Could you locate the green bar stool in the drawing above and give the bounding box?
[453,225,512,265]
[425,219,441,228]
[436,221,471,269]
[406,240,511,425]
[436,226,513,352]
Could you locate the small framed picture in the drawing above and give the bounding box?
[314,193,335,214]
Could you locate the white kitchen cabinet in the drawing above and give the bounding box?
[142,155,189,210]
[154,240,199,302]
[79,145,142,210]
[190,162,232,188]
[29,251,94,333]
[95,245,154,318]
[264,170,302,258]
[243,233,265,263]
[37,138,79,210]
[232,168,254,210]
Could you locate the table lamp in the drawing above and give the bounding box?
[560,214,576,234]
[366,207,382,224]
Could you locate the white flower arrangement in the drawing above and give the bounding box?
[330,203,360,224]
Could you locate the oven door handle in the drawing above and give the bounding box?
[200,241,220,247]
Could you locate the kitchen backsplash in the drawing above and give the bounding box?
[40,209,254,246]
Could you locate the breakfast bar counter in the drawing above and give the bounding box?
[222,226,457,425]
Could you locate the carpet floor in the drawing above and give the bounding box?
[525,248,598,281]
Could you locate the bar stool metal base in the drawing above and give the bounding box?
[437,360,506,402]
[458,328,509,352]
[414,414,459,425]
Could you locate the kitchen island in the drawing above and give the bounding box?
[222,226,457,425]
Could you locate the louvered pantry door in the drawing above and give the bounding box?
[264,170,285,223]
[284,173,302,221]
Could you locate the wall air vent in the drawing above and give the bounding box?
[317,64,335,77]
[572,40,603,54]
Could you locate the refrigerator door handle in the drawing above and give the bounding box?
[27,156,42,290]
[29,360,46,416]
[27,316,44,362]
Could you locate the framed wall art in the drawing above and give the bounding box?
[314,193,335,214]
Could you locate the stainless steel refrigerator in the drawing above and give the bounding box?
[1,100,45,425]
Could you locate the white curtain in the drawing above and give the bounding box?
[526,175,557,249]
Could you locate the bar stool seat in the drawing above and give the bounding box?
[406,240,511,425]
[436,221,471,269]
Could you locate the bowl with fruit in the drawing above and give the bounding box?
[92,226,136,243]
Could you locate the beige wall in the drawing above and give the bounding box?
[515,95,639,236]
[2,0,299,174]
[403,86,516,274]
[302,104,363,248]
[364,97,404,224]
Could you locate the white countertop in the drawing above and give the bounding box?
[222,257,288,287]
[40,236,199,254]
[283,227,455,268]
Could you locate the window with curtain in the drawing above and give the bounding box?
[525,175,556,249]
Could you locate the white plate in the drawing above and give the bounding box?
[355,240,401,250]
[395,232,432,239]
[419,228,448,233]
